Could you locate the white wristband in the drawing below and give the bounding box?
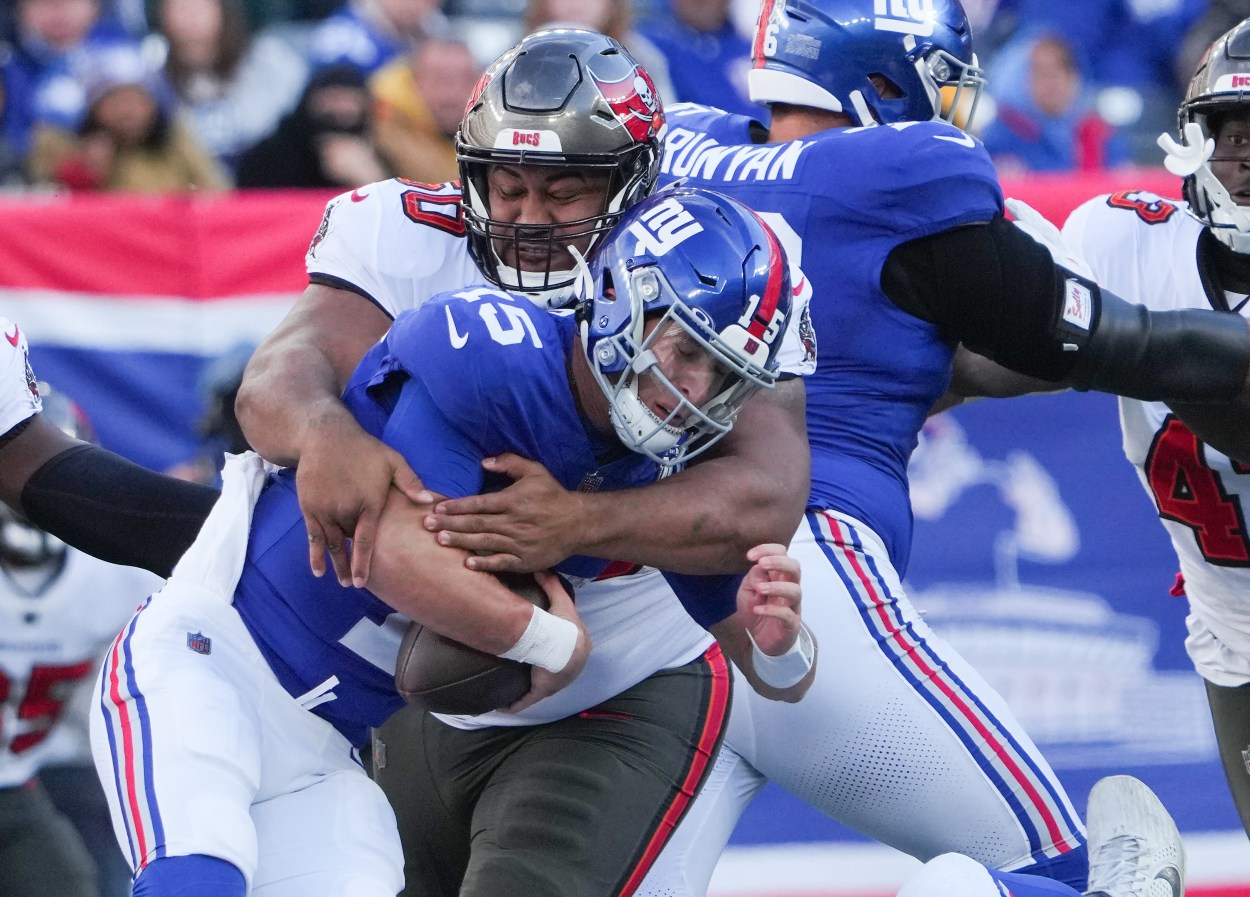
[747,623,815,689]
[498,605,579,673]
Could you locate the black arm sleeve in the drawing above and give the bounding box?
[20,444,219,578]
[882,215,1250,401]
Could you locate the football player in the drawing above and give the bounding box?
[0,320,217,578]
[91,188,815,897]
[0,385,162,897]
[421,3,1221,896]
[1056,17,1250,841]
[235,28,812,592]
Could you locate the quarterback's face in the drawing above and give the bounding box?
[1211,111,1250,203]
[485,165,611,271]
[636,318,728,422]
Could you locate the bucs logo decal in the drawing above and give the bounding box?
[24,351,39,401]
[464,69,492,115]
[592,66,665,143]
[307,199,339,259]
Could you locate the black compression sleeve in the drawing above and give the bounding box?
[20,444,219,578]
[1067,292,1250,401]
[882,216,1250,400]
[882,215,1086,381]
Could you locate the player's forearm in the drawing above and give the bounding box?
[369,488,538,652]
[571,381,809,574]
[236,284,392,466]
[235,339,356,467]
[710,615,816,703]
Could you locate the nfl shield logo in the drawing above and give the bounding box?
[1241,745,1250,775]
[186,631,212,655]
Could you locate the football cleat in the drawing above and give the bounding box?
[1084,775,1185,897]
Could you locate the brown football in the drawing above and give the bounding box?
[394,572,555,715]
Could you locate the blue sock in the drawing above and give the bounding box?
[132,855,246,897]
[1010,844,1089,892]
[988,867,1085,896]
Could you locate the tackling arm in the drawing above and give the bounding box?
[235,282,391,466]
[235,283,425,586]
[576,378,809,572]
[2,416,218,577]
[429,377,810,575]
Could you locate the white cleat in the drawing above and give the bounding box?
[1084,775,1185,897]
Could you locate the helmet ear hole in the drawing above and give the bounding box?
[868,73,903,100]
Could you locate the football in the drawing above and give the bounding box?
[394,572,556,715]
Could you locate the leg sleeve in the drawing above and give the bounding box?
[1204,678,1250,836]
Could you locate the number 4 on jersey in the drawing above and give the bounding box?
[1145,416,1250,565]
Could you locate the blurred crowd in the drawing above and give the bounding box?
[0,0,1246,193]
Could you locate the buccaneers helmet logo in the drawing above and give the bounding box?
[593,66,665,143]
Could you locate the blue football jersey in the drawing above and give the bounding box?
[233,286,737,745]
[660,104,1004,570]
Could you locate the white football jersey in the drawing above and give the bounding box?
[307,179,816,376]
[0,551,161,786]
[0,318,41,440]
[1064,191,1250,685]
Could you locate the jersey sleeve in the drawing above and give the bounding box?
[0,320,42,440]
[662,571,744,629]
[305,179,472,319]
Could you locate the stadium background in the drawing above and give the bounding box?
[3,169,1250,895]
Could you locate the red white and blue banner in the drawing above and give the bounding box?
[1,174,1248,896]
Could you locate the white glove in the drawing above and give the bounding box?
[1004,197,1094,280]
[1158,121,1214,177]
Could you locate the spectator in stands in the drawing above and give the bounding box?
[370,32,479,183]
[235,62,391,188]
[1,0,138,157]
[306,0,448,77]
[636,0,755,117]
[521,0,675,105]
[149,0,308,176]
[25,46,229,191]
[980,32,1131,174]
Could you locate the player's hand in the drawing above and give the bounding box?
[1159,121,1214,177]
[1004,198,1094,280]
[738,543,802,657]
[423,453,584,572]
[503,570,590,713]
[297,419,425,588]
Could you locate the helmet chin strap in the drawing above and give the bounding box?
[492,256,579,306]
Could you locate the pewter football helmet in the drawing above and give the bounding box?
[457,28,665,301]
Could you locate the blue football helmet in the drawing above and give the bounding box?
[577,188,793,467]
[749,0,984,128]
